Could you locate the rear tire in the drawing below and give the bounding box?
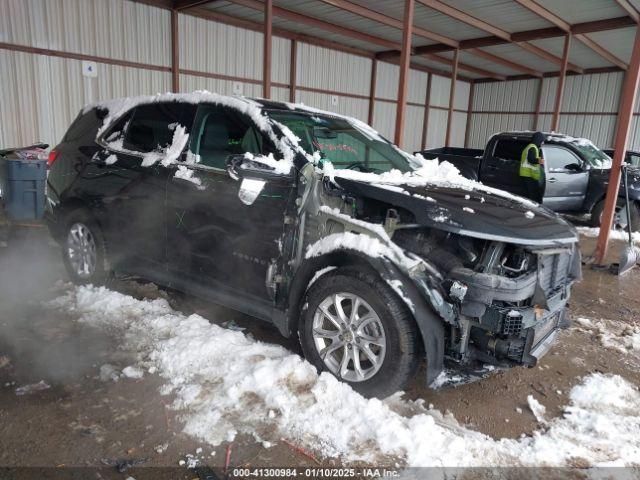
[299,267,419,398]
[61,209,112,286]
[590,199,640,231]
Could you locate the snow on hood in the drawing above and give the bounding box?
[323,156,541,211]
[51,285,640,467]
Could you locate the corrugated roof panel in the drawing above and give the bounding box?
[530,37,613,69]
[585,27,635,65]
[533,0,626,24]
[482,43,559,73]
[274,0,408,46]
[445,0,551,33]
[457,50,522,77]
[348,0,486,41]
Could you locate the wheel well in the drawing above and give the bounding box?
[286,252,426,353]
[285,251,393,336]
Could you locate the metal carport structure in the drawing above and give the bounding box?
[2,0,640,261]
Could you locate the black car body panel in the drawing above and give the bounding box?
[334,177,577,246]
[418,132,640,217]
[45,95,581,390]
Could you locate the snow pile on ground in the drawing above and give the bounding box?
[577,226,640,243]
[51,286,640,467]
[574,317,640,357]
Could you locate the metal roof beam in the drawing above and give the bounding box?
[414,16,635,54]
[467,48,542,77]
[174,0,216,10]
[514,0,630,70]
[225,0,402,50]
[416,0,509,40]
[318,0,457,47]
[517,42,583,73]
[574,33,628,69]
[423,53,507,80]
[613,0,640,23]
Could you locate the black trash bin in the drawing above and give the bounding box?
[0,144,48,222]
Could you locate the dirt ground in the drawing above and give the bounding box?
[0,224,639,477]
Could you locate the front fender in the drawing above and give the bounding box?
[283,249,447,387]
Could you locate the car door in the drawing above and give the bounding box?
[541,145,589,211]
[480,138,530,197]
[85,102,194,273]
[165,104,296,314]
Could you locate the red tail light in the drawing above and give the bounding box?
[47,149,59,167]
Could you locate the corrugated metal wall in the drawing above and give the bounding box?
[470,72,635,150]
[0,0,172,147]
[0,0,471,152]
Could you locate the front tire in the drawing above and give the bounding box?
[61,209,112,286]
[590,198,640,231]
[299,267,419,398]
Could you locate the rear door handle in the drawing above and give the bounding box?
[548,178,557,183]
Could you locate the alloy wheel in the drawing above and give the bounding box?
[312,292,386,382]
[67,222,97,279]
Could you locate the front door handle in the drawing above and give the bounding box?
[548,178,557,183]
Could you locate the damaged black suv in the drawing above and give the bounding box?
[45,93,581,398]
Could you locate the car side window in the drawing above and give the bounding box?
[493,139,531,162]
[189,105,275,169]
[122,103,195,154]
[543,146,581,172]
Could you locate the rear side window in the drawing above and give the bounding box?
[122,103,195,153]
[62,108,105,143]
[493,139,530,162]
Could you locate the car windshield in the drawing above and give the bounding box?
[266,110,414,173]
[569,141,612,169]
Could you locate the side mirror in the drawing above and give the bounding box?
[226,154,292,183]
[565,163,582,172]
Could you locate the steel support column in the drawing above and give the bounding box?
[594,26,640,264]
[445,48,459,147]
[394,0,414,146]
[368,59,378,125]
[464,80,474,147]
[421,73,432,150]
[551,33,571,131]
[289,39,297,103]
[263,0,273,99]
[171,9,179,92]
[533,77,543,130]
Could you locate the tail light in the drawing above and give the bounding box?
[47,149,59,167]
